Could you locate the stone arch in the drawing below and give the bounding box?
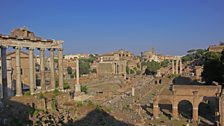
[178,100,193,119]
[157,98,173,119]
[198,96,218,125]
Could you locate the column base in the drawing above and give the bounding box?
[75,84,81,93]
[16,94,22,97]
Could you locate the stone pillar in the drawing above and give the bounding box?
[172,92,178,119]
[132,87,135,96]
[173,105,178,119]
[40,48,46,92]
[33,57,36,89]
[179,59,182,75]
[1,46,8,98]
[153,101,159,118]
[172,60,175,74]
[15,47,22,96]
[75,57,81,93]
[58,48,64,90]
[175,59,179,74]
[220,95,224,126]
[193,91,199,121]
[50,48,55,89]
[29,48,34,95]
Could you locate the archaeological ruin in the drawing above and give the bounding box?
[0,28,64,98]
[153,84,224,125]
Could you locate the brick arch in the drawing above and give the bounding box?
[177,99,193,119]
[174,96,194,107]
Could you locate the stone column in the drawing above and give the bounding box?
[193,91,199,121]
[29,48,34,95]
[172,91,178,119]
[75,57,81,93]
[172,105,178,119]
[58,48,64,90]
[40,48,46,92]
[16,47,22,96]
[179,59,182,75]
[172,60,175,74]
[1,46,8,98]
[132,87,135,96]
[153,98,159,119]
[33,57,36,89]
[50,48,55,89]
[175,59,179,74]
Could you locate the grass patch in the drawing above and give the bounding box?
[38,92,44,99]
[24,91,30,96]
[53,89,59,96]
[75,101,83,107]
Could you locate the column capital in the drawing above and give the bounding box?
[15,46,21,50]
[29,47,35,50]
[49,48,55,51]
[58,48,63,51]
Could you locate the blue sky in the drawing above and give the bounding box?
[0,0,224,55]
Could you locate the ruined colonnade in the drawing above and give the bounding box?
[171,57,182,75]
[0,29,64,98]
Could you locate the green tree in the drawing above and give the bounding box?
[67,66,73,75]
[161,59,169,67]
[182,49,207,62]
[79,58,91,75]
[202,51,223,84]
[145,60,161,75]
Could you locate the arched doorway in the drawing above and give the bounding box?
[198,97,217,125]
[158,99,172,119]
[178,100,193,120]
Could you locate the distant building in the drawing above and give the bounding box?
[96,60,127,77]
[64,54,89,60]
[208,43,224,52]
[96,49,133,77]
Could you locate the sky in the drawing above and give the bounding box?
[0,0,224,56]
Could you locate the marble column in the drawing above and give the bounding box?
[175,59,179,74]
[75,57,81,93]
[1,46,8,98]
[33,57,36,89]
[40,48,46,92]
[172,60,175,74]
[58,48,64,90]
[179,59,182,75]
[50,48,55,89]
[29,48,34,95]
[16,47,22,96]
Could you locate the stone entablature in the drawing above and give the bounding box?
[0,28,64,98]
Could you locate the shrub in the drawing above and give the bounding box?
[76,101,83,107]
[64,82,70,89]
[24,91,30,96]
[81,85,88,94]
[38,92,44,99]
[53,89,59,96]
[51,98,58,111]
